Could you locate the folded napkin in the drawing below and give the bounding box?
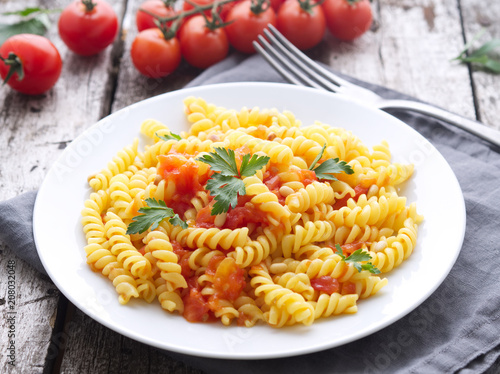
[2,53,500,374]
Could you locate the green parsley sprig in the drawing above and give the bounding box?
[155,131,182,141]
[309,144,354,181]
[334,244,381,274]
[126,198,188,235]
[453,29,500,74]
[199,147,270,215]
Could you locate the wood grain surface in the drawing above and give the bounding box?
[0,0,499,373]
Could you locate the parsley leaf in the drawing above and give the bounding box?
[206,174,246,215]
[239,153,271,177]
[156,131,182,141]
[199,147,240,176]
[199,148,270,215]
[309,144,354,181]
[334,244,381,274]
[126,198,188,235]
[453,29,500,74]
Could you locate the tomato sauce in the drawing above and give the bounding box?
[157,154,207,216]
[333,184,369,210]
[296,168,317,186]
[195,195,268,230]
[263,169,286,205]
[172,241,194,278]
[181,256,246,323]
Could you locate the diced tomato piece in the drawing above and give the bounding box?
[297,168,317,186]
[333,184,370,210]
[206,255,226,277]
[311,276,340,295]
[156,155,206,216]
[342,282,357,295]
[224,205,268,230]
[195,204,216,228]
[263,169,286,205]
[207,257,245,301]
[341,242,368,256]
[182,287,211,322]
[172,241,194,278]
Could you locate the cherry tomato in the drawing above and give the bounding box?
[58,0,119,56]
[277,0,326,50]
[136,0,177,32]
[225,0,277,54]
[131,28,181,78]
[0,34,62,95]
[179,15,229,69]
[269,0,284,12]
[322,0,372,41]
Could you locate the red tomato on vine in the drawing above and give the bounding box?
[322,0,372,41]
[58,0,119,56]
[0,34,62,95]
[179,15,230,69]
[131,27,181,78]
[136,0,177,32]
[225,0,277,54]
[277,0,326,50]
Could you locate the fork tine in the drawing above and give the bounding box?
[254,35,328,91]
[264,24,354,89]
[252,38,307,88]
[259,31,339,92]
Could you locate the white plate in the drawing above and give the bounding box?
[33,82,466,359]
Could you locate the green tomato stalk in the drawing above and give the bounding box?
[0,52,24,85]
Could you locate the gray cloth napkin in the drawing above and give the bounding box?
[2,53,500,374]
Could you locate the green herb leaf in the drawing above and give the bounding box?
[309,144,327,171]
[309,144,354,181]
[334,244,381,274]
[199,147,240,176]
[126,198,187,235]
[454,32,500,75]
[239,153,270,177]
[206,174,245,215]
[199,148,270,215]
[0,13,50,45]
[2,7,44,17]
[156,131,182,141]
[168,214,189,229]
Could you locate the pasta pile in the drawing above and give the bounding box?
[82,96,423,328]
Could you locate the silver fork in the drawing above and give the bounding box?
[253,24,500,148]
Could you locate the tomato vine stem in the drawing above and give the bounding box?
[139,0,238,23]
[0,52,24,85]
[81,0,97,12]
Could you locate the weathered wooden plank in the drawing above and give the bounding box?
[460,0,500,129]
[0,247,60,373]
[0,0,126,372]
[312,0,476,119]
[59,304,203,374]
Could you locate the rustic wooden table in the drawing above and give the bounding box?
[1,0,499,373]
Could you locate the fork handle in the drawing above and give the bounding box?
[377,99,500,148]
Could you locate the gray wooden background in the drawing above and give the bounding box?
[0,0,499,372]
